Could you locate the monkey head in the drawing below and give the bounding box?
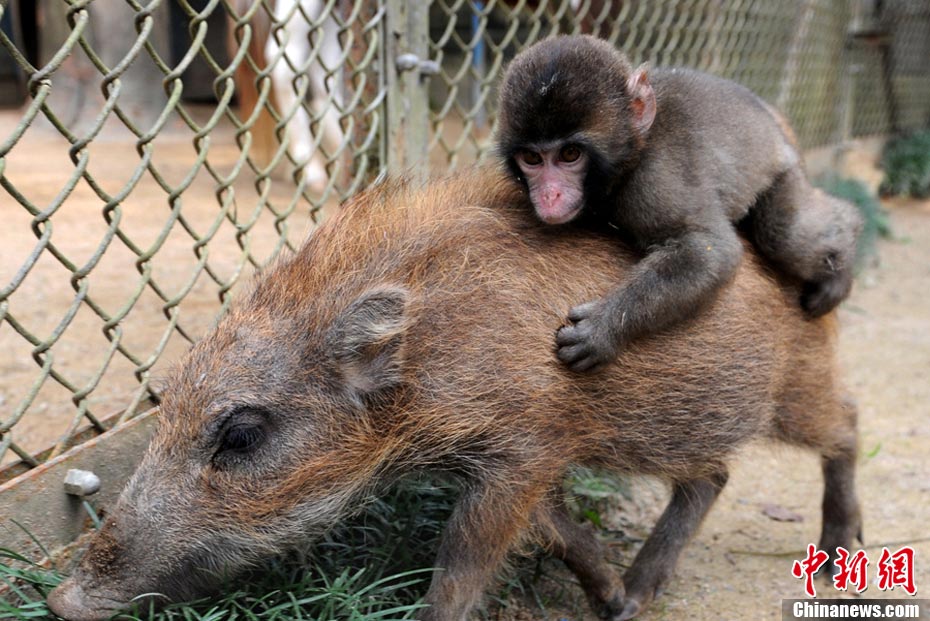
[496,35,656,224]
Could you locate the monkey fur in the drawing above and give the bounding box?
[496,35,863,372]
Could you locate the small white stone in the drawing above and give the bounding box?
[64,469,101,497]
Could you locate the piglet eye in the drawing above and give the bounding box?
[519,150,543,166]
[221,424,265,453]
[560,145,582,163]
[215,407,269,458]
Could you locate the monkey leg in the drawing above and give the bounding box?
[751,167,860,317]
[818,397,863,573]
[750,166,809,269]
[421,476,549,621]
[619,471,728,620]
[534,492,626,618]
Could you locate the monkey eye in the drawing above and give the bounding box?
[559,145,582,163]
[518,150,543,166]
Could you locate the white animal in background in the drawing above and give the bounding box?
[265,0,344,191]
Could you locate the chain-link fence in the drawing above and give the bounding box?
[1,0,929,475]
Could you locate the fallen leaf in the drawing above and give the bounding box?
[761,503,804,523]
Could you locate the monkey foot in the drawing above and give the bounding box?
[555,300,617,372]
[801,275,852,318]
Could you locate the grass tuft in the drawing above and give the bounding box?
[0,478,452,621]
[1,472,631,620]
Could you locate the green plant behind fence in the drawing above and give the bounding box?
[880,130,930,198]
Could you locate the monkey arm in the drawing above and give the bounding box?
[556,223,743,372]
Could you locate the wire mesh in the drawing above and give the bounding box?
[426,0,928,167]
[0,0,384,471]
[1,0,928,472]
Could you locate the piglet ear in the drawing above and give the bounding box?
[327,286,411,404]
[627,64,656,136]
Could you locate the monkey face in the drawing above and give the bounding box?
[514,143,588,224]
[496,36,655,227]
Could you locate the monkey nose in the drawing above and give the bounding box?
[541,186,562,204]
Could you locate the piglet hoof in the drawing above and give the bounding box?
[616,598,641,620]
[614,578,665,620]
[590,590,625,620]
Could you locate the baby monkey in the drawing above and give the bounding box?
[496,35,862,372]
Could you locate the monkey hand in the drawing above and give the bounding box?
[555,300,618,373]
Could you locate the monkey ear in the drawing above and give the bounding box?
[627,65,656,135]
[327,286,411,405]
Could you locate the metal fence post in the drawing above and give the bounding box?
[384,0,431,178]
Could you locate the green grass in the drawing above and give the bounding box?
[566,467,633,530]
[815,174,892,268]
[0,556,429,621]
[880,130,930,199]
[1,472,630,620]
[1,478,451,621]
[0,548,62,619]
